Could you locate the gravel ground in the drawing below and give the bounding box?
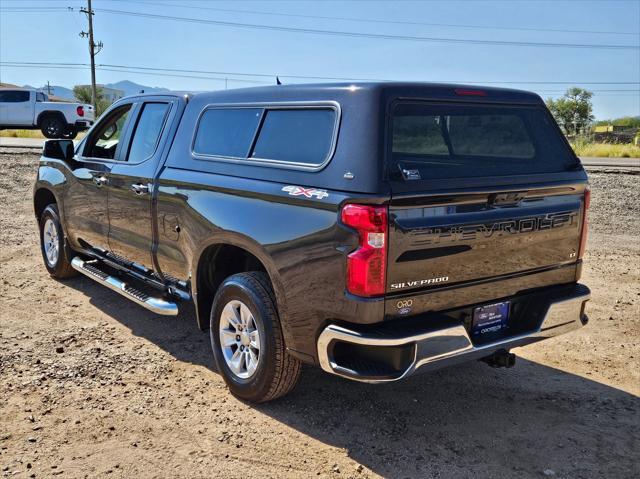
[1,150,638,479]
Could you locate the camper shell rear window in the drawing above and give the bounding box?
[389,102,577,180]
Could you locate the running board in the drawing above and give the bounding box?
[71,257,178,316]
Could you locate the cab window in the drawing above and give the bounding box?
[127,103,170,161]
[84,105,132,160]
[0,90,30,102]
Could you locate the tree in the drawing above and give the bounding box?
[73,85,111,116]
[546,87,594,136]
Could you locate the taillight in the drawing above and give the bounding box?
[77,106,84,117]
[578,187,590,259]
[454,88,487,97]
[341,204,388,297]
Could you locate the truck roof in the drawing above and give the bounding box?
[133,82,544,105]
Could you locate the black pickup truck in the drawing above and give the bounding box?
[34,82,590,402]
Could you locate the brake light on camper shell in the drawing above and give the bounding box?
[341,204,388,297]
[578,188,590,259]
[77,106,85,117]
[454,88,487,97]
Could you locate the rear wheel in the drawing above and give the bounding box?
[40,116,65,138]
[39,204,77,278]
[210,272,301,402]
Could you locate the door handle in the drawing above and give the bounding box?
[130,183,150,195]
[92,175,108,186]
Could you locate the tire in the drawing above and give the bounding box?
[210,272,301,402]
[61,128,78,139]
[40,115,65,139]
[39,204,77,279]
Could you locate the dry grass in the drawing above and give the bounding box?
[0,129,46,139]
[571,142,640,158]
[0,129,87,140]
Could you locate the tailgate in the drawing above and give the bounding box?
[384,97,588,318]
[387,185,584,300]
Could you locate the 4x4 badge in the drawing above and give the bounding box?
[282,185,329,200]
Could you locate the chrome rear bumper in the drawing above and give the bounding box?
[317,284,590,383]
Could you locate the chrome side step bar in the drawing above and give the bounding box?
[71,257,179,316]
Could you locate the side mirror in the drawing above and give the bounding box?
[43,140,75,162]
[102,123,117,140]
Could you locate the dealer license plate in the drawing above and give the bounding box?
[472,301,510,336]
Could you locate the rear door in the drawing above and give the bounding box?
[385,101,588,316]
[107,99,174,268]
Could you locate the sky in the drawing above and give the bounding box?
[1,0,639,120]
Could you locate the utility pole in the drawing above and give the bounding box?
[79,0,103,111]
[46,81,51,96]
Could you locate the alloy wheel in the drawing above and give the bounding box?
[43,218,60,267]
[218,299,261,379]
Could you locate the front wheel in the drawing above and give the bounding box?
[39,204,77,278]
[210,272,301,402]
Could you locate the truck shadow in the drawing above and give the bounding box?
[66,277,639,479]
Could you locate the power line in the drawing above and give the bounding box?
[3,0,639,3]
[0,62,640,93]
[0,7,72,12]
[2,4,638,49]
[97,67,265,84]
[99,64,640,88]
[92,8,639,50]
[114,0,640,37]
[4,3,638,39]
[2,61,639,86]
[0,63,267,85]
[103,64,384,82]
[0,64,89,71]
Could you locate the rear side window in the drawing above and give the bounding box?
[0,90,30,102]
[391,103,575,179]
[127,102,170,161]
[193,108,262,158]
[193,105,338,168]
[251,109,336,166]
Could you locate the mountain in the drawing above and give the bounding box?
[104,80,169,97]
[22,84,75,100]
[25,80,169,100]
[43,85,75,100]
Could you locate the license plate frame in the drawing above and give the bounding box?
[472,301,510,336]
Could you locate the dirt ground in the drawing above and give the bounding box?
[1,149,638,479]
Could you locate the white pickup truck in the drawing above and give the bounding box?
[0,88,94,139]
